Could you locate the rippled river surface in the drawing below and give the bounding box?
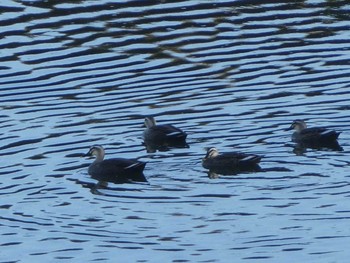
[1,0,350,262]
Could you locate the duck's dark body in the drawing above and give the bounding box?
[143,124,187,145]
[292,127,340,144]
[88,158,147,183]
[84,145,147,184]
[287,120,342,151]
[202,148,261,175]
[143,117,188,152]
[202,152,261,170]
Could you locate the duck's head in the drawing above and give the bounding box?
[144,116,157,128]
[286,120,307,132]
[204,147,219,159]
[84,145,105,161]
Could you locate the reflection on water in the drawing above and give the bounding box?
[206,166,262,179]
[1,0,350,262]
[292,140,343,155]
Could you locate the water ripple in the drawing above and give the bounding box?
[1,0,350,262]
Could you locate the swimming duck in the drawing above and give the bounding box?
[143,116,188,152]
[202,147,261,176]
[84,145,147,183]
[286,120,341,147]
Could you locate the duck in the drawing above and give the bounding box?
[286,120,342,150]
[84,145,147,183]
[202,147,261,176]
[143,116,188,152]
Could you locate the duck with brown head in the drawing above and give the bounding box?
[202,147,262,176]
[286,120,342,151]
[143,116,188,152]
[84,145,147,184]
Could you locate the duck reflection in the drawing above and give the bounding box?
[143,116,188,153]
[292,140,343,155]
[206,166,262,179]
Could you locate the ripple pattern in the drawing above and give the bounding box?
[1,0,350,262]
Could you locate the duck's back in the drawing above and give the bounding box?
[203,152,261,170]
[294,127,340,143]
[89,158,147,183]
[144,124,187,144]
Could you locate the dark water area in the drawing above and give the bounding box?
[1,0,350,262]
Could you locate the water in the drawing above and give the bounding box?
[1,0,350,262]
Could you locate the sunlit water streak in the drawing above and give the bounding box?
[0,0,350,262]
